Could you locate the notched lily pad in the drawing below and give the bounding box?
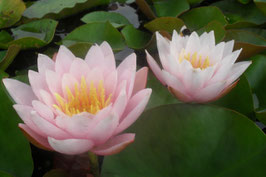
[81,11,131,28]
[61,22,125,51]
[23,0,109,19]
[0,45,20,70]
[0,19,58,50]
[121,25,151,49]
[153,0,190,17]
[180,6,227,31]
[0,0,26,28]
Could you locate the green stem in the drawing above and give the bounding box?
[88,151,100,177]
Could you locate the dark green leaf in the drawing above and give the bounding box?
[237,0,251,4]
[61,22,125,51]
[153,0,189,17]
[102,104,266,177]
[0,73,33,177]
[23,0,109,19]
[136,0,157,20]
[81,11,131,28]
[196,20,226,43]
[254,0,266,15]
[0,19,58,50]
[187,0,204,5]
[0,45,20,71]
[212,75,254,118]
[43,169,68,177]
[213,0,266,27]
[180,6,227,30]
[121,25,151,49]
[68,42,92,58]
[0,171,14,177]
[144,17,184,33]
[0,0,25,28]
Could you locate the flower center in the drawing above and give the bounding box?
[53,76,112,116]
[178,49,211,70]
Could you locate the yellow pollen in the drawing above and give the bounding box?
[178,49,211,70]
[53,76,112,116]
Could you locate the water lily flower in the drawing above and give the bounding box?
[146,30,251,103]
[3,42,151,155]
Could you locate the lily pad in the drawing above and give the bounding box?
[0,45,20,71]
[81,11,131,28]
[254,0,266,15]
[212,75,254,118]
[224,30,266,60]
[0,171,14,177]
[196,20,226,43]
[43,169,68,177]
[61,22,125,51]
[121,25,151,49]
[213,0,266,27]
[144,17,184,33]
[0,73,33,177]
[0,19,58,50]
[179,6,227,30]
[135,0,157,20]
[102,104,266,177]
[23,0,109,19]
[68,42,92,58]
[153,0,189,17]
[0,0,26,28]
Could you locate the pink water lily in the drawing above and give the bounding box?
[146,30,251,103]
[3,42,151,155]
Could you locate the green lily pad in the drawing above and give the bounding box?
[102,104,266,177]
[238,0,251,4]
[23,0,109,19]
[0,45,21,71]
[146,73,180,110]
[180,6,227,31]
[43,169,68,177]
[136,0,157,20]
[0,171,14,177]
[212,75,254,118]
[121,25,151,49]
[196,20,226,43]
[61,22,125,51]
[0,73,33,177]
[0,0,26,28]
[153,0,189,17]
[187,0,204,5]
[81,11,131,28]
[0,19,57,50]
[213,0,266,27]
[68,42,92,58]
[144,17,184,33]
[224,30,266,60]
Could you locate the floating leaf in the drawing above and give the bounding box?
[180,6,227,30]
[254,0,266,15]
[136,0,156,20]
[153,0,189,17]
[81,11,131,28]
[196,20,225,43]
[0,45,20,71]
[224,30,266,60]
[0,73,33,177]
[43,169,68,177]
[0,19,57,50]
[213,0,266,28]
[144,17,184,33]
[23,0,109,19]
[68,42,92,58]
[61,22,125,51]
[0,0,25,28]
[0,171,14,177]
[187,0,204,5]
[121,25,151,49]
[212,75,254,118]
[102,104,266,177]
[237,0,251,4]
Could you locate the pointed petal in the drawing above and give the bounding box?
[46,70,62,95]
[156,32,171,70]
[37,54,55,74]
[55,46,75,74]
[195,81,226,102]
[3,79,37,105]
[100,41,116,72]
[69,58,90,80]
[48,137,94,155]
[28,70,48,100]
[112,89,128,118]
[104,70,117,96]
[91,133,135,156]
[115,88,151,134]
[32,100,54,122]
[132,67,148,95]
[146,50,166,85]
[168,86,192,102]
[19,123,52,151]
[223,40,234,58]
[185,32,200,54]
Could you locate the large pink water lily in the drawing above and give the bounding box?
[3,42,151,155]
[146,30,251,103]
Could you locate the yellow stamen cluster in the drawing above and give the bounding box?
[178,49,211,70]
[53,76,112,116]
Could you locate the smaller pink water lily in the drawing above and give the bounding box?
[3,42,151,155]
[146,29,251,103]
